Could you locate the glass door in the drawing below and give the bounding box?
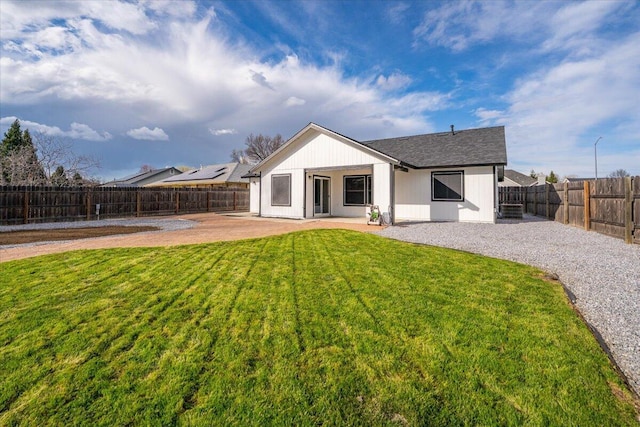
[314,177,330,215]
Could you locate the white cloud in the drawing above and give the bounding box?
[0,116,111,141]
[284,96,306,107]
[376,73,412,91]
[412,1,580,52]
[474,31,640,176]
[209,128,237,136]
[127,126,169,141]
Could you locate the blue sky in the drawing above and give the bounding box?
[1,0,638,181]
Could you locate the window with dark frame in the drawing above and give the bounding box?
[271,174,291,206]
[344,175,372,206]
[432,171,464,201]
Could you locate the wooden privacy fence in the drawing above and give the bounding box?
[499,176,639,244]
[0,186,249,225]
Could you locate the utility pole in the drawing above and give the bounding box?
[594,137,602,180]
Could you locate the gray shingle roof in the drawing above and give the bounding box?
[504,169,537,186]
[361,126,507,169]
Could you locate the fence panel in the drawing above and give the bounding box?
[567,182,584,228]
[0,186,250,225]
[634,176,640,244]
[499,176,638,244]
[591,178,626,239]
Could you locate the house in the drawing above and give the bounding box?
[499,169,539,187]
[146,162,252,188]
[563,177,595,183]
[244,123,507,224]
[102,167,182,187]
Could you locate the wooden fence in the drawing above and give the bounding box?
[0,186,249,225]
[499,176,639,244]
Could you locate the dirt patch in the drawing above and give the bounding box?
[0,213,383,263]
[0,226,159,245]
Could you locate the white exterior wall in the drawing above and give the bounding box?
[259,130,391,219]
[395,166,496,223]
[249,177,260,214]
[372,163,392,219]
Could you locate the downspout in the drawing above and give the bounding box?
[390,163,395,225]
[258,171,262,217]
[303,169,307,219]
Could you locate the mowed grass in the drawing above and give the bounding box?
[0,230,637,426]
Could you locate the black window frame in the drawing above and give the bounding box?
[431,171,464,202]
[343,174,372,206]
[271,173,291,206]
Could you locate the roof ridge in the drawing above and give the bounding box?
[362,125,504,144]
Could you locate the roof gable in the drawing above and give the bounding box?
[362,126,507,169]
[250,123,399,173]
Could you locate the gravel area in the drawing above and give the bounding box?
[0,218,197,249]
[377,215,640,396]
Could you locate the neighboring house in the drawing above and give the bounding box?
[244,123,507,224]
[499,169,538,187]
[147,163,252,188]
[102,167,182,187]
[563,177,595,183]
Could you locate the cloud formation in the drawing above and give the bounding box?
[127,126,169,141]
[209,128,238,136]
[0,116,111,141]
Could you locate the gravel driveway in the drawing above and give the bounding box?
[377,215,640,396]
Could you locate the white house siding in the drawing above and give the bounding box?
[249,178,260,214]
[394,166,496,223]
[373,163,393,219]
[259,130,392,219]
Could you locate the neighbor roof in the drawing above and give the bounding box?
[504,169,537,186]
[362,126,507,169]
[102,167,182,187]
[149,163,251,186]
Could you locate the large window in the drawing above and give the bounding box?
[432,171,464,201]
[344,175,372,206]
[271,174,291,206]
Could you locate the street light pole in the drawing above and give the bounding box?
[594,137,602,180]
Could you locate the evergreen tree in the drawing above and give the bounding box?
[1,119,24,156]
[1,120,47,184]
[51,166,69,186]
[547,171,558,183]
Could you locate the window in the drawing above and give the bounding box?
[432,171,464,201]
[344,175,372,205]
[271,174,291,206]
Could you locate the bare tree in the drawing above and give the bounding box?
[139,164,155,173]
[0,145,48,185]
[608,169,630,178]
[231,133,285,165]
[33,132,100,183]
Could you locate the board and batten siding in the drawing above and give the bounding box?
[259,130,393,219]
[249,178,260,214]
[394,166,496,223]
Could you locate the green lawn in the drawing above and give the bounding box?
[0,229,637,426]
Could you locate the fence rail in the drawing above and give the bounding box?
[0,186,249,225]
[499,176,639,244]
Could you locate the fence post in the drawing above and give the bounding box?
[136,190,141,217]
[233,191,237,211]
[563,181,569,224]
[206,190,210,212]
[86,187,92,220]
[584,180,590,231]
[23,186,29,224]
[625,176,633,244]
[545,184,550,219]
[175,189,180,214]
